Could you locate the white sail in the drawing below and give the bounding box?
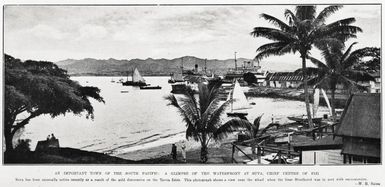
[132,68,145,83]
[229,80,252,111]
[321,89,333,116]
[312,88,320,117]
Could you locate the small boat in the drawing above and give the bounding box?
[287,115,323,124]
[122,68,147,86]
[111,78,115,83]
[227,80,252,117]
[140,85,162,90]
[120,91,129,93]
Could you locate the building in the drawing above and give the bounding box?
[369,72,381,93]
[293,136,343,164]
[355,71,381,93]
[335,93,381,164]
[264,72,306,88]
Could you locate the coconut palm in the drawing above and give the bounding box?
[297,42,377,119]
[165,83,249,163]
[251,5,362,127]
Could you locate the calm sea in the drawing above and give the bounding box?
[20,76,329,156]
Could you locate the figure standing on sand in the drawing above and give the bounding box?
[181,141,186,162]
[171,144,177,161]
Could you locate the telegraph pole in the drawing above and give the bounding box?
[234,52,237,71]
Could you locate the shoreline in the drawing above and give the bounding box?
[116,134,238,164]
[246,86,348,108]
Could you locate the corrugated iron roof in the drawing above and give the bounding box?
[266,72,306,81]
[335,93,380,139]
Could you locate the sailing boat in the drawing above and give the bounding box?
[226,80,252,117]
[122,68,147,86]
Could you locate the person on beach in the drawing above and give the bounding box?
[181,141,186,162]
[171,144,177,161]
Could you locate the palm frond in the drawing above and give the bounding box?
[165,94,198,139]
[343,47,380,69]
[213,118,252,140]
[252,114,264,136]
[295,6,316,21]
[338,75,368,91]
[295,67,325,76]
[257,42,290,52]
[251,27,296,42]
[258,123,280,136]
[207,100,231,130]
[313,37,344,51]
[307,56,329,70]
[284,9,298,25]
[327,17,357,27]
[186,123,200,141]
[340,42,357,63]
[314,5,343,26]
[343,69,375,82]
[255,46,291,62]
[260,13,291,31]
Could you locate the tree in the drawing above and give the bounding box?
[165,83,246,163]
[250,5,362,127]
[351,47,381,72]
[243,72,258,85]
[4,54,105,152]
[297,43,377,119]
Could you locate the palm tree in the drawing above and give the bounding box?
[165,83,247,163]
[251,5,362,127]
[298,42,378,119]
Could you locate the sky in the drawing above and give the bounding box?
[4,5,381,65]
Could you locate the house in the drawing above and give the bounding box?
[292,135,343,165]
[355,71,381,93]
[265,72,305,88]
[368,72,381,93]
[335,93,381,164]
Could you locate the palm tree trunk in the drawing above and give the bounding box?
[200,133,208,163]
[330,89,336,120]
[5,133,14,152]
[301,55,314,128]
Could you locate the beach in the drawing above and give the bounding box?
[118,135,238,164]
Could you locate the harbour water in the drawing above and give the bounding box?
[20,76,329,157]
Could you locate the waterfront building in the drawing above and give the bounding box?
[264,72,306,88]
[293,136,343,164]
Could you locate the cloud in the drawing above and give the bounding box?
[4,5,381,62]
[76,24,108,40]
[27,24,66,40]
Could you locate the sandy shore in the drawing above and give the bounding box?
[116,134,240,164]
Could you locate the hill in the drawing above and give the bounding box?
[56,56,300,76]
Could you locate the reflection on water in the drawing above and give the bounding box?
[21,76,328,155]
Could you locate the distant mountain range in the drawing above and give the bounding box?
[55,56,301,76]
